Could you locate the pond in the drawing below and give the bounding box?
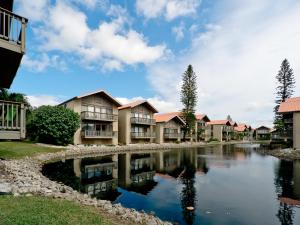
[42,144,300,225]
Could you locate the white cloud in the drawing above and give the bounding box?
[136,0,201,21]
[16,1,166,71]
[22,54,67,72]
[147,0,300,128]
[172,22,185,41]
[15,0,49,21]
[71,0,108,9]
[27,95,61,107]
[116,96,177,113]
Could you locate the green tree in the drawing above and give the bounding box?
[27,106,80,146]
[274,59,295,131]
[181,65,197,140]
[0,88,30,106]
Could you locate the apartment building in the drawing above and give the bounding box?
[118,100,157,145]
[0,1,28,140]
[59,90,121,145]
[207,120,235,142]
[195,114,211,141]
[255,126,271,140]
[234,124,253,140]
[154,113,185,144]
[278,97,300,149]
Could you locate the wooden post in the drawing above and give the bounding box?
[20,103,26,139]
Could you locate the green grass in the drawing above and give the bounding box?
[0,196,116,225]
[0,141,64,160]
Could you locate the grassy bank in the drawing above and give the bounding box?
[0,196,116,225]
[0,141,64,160]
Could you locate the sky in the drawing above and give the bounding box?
[10,0,300,127]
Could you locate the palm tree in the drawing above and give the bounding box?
[0,88,29,105]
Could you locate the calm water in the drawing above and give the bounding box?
[42,145,300,225]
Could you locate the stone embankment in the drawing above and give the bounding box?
[269,148,300,160]
[0,141,256,225]
[1,157,172,225]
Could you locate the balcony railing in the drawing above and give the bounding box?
[0,7,28,53]
[256,130,270,134]
[284,118,293,124]
[81,130,116,139]
[131,132,156,139]
[130,117,155,125]
[81,111,117,122]
[164,132,180,139]
[0,100,26,139]
[223,126,233,132]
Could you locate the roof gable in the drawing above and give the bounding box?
[59,90,122,107]
[118,100,158,113]
[154,113,185,125]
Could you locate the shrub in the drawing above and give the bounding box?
[208,138,219,142]
[27,106,80,146]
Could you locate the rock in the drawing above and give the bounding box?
[0,183,11,193]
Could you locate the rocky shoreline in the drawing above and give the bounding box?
[0,141,262,225]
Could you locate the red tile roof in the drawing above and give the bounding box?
[278,97,300,113]
[154,113,185,124]
[207,120,231,126]
[234,124,247,132]
[118,100,158,113]
[196,114,210,122]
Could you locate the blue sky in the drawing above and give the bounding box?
[11,0,300,127]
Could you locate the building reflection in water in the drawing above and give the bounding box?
[118,153,157,195]
[42,145,254,225]
[274,160,300,225]
[73,154,120,201]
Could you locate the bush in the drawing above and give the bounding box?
[27,106,80,146]
[208,138,219,142]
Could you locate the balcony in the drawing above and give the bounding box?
[81,130,116,139]
[256,130,270,134]
[223,126,233,132]
[164,132,180,139]
[131,117,155,125]
[0,100,26,139]
[131,132,156,139]
[81,111,117,122]
[0,6,28,88]
[284,118,293,124]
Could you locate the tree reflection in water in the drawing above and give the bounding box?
[274,160,295,225]
[180,153,197,225]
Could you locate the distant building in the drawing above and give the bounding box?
[154,113,185,144]
[255,126,271,140]
[278,97,300,149]
[118,100,157,145]
[59,90,121,145]
[206,120,235,142]
[234,124,253,141]
[195,114,211,141]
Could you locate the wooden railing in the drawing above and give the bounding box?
[0,7,28,53]
[130,117,155,125]
[164,132,180,139]
[131,132,156,138]
[0,100,26,139]
[81,111,117,121]
[81,130,116,138]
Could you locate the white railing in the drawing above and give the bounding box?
[164,133,180,139]
[0,7,27,53]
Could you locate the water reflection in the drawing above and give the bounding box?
[42,145,300,225]
[274,160,300,225]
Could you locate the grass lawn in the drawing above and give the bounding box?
[0,141,64,160]
[0,196,116,225]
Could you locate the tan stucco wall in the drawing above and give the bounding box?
[65,94,118,145]
[212,125,223,142]
[293,112,300,149]
[155,123,164,144]
[118,109,130,145]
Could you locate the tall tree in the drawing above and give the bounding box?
[274,59,295,131]
[226,115,233,122]
[181,65,197,140]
